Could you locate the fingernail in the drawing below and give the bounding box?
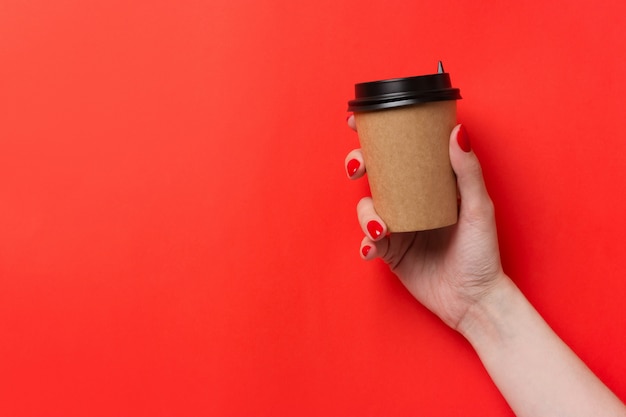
[347,159,360,177]
[361,245,371,258]
[367,220,383,239]
[457,125,471,153]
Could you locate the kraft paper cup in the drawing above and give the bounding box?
[347,62,462,232]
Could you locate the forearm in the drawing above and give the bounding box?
[459,274,626,417]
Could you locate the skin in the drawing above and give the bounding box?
[345,118,626,417]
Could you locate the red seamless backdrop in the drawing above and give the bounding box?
[1,0,625,416]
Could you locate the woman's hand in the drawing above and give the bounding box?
[345,117,506,330]
[347,116,626,416]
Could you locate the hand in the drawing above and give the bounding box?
[345,117,506,330]
[347,117,626,416]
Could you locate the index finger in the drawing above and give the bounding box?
[347,114,357,131]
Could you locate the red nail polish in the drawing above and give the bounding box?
[367,220,383,239]
[347,159,360,177]
[457,125,471,153]
[361,245,371,257]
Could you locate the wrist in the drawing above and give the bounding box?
[456,272,518,346]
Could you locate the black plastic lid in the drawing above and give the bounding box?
[347,61,461,112]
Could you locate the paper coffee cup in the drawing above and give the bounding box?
[347,62,462,232]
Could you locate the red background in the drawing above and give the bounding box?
[1,0,625,415]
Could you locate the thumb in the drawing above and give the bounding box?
[449,124,494,219]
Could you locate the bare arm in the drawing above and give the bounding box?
[460,274,626,417]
